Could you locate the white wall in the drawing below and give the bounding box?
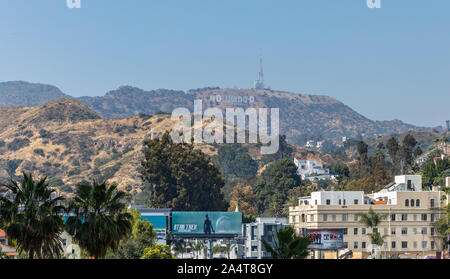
[395,175,422,191]
[310,191,364,205]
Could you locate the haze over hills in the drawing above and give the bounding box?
[0,81,435,146]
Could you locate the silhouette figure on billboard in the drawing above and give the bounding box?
[204,215,215,235]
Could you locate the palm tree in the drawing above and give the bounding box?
[212,243,228,258]
[65,180,132,259]
[356,207,388,258]
[172,239,187,259]
[224,242,235,259]
[0,172,65,259]
[261,226,311,259]
[192,240,206,259]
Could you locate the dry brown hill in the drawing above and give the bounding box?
[0,99,345,196]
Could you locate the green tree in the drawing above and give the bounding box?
[65,180,132,259]
[107,208,157,259]
[262,226,311,259]
[434,187,450,251]
[0,172,65,259]
[141,244,173,259]
[141,132,228,211]
[386,137,399,163]
[255,159,302,216]
[190,240,206,259]
[213,145,258,179]
[172,239,187,259]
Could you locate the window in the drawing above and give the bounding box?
[391,214,396,221]
[301,214,305,222]
[410,199,415,207]
[421,214,427,221]
[431,214,435,222]
[339,199,342,205]
[343,228,348,235]
[391,227,396,235]
[354,228,358,235]
[326,199,331,205]
[354,242,358,249]
[416,199,420,207]
[431,241,435,250]
[362,242,366,249]
[343,199,346,205]
[401,241,408,249]
[354,215,359,221]
[315,200,318,205]
[342,214,348,221]
[421,228,427,235]
[430,199,435,208]
[362,228,366,234]
[407,180,412,190]
[405,199,409,207]
[401,214,408,221]
[62,239,67,246]
[354,199,359,205]
[431,228,435,236]
[373,228,378,233]
[401,228,408,235]
[422,241,427,249]
[323,214,328,222]
[391,242,396,249]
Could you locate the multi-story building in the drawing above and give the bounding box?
[242,217,289,259]
[290,175,446,259]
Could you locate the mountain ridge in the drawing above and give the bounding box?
[0,81,435,145]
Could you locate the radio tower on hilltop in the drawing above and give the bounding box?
[254,51,265,90]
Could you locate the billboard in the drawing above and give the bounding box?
[171,212,242,236]
[141,215,168,245]
[303,229,347,250]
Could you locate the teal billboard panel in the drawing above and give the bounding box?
[172,212,242,235]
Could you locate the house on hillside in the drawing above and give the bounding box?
[0,229,17,259]
[293,158,332,181]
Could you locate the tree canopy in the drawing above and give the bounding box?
[141,131,228,211]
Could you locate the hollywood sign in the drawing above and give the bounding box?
[209,95,255,104]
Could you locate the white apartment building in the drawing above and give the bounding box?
[243,217,289,259]
[290,175,447,259]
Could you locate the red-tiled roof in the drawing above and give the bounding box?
[0,229,7,238]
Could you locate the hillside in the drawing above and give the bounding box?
[0,82,431,146]
[0,99,342,196]
[338,130,446,160]
[0,81,70,106]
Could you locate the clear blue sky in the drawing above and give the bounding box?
[0,0,449,127]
